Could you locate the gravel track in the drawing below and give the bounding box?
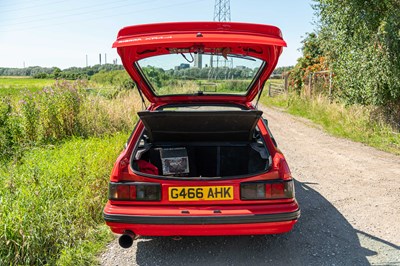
[100,105,400,266]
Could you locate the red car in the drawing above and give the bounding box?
[103,22,300,248]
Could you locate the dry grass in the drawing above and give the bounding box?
[79,89,142,136]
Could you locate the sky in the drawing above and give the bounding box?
[0,0,315,69]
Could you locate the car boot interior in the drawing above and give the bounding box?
[131,108,271,178]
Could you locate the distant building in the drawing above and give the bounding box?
[194,54,202,68]
[175,63,190,70]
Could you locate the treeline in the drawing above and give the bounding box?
[140,65,257,87]
[289,0,400,128]
[168,66,257,80]
[273,66,293,75]
[0,64,124,79]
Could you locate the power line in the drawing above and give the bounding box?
[0,0,208,33]
[0,0,131,20]
[0,0,69,13]
[0,0,157,27]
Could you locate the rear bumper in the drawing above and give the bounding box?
[104,210,300,224]
[104,202,300,236]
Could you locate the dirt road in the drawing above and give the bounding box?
[100,106,400,266]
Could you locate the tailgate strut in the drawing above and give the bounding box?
[254,80,264,110]
[137,82,148,110]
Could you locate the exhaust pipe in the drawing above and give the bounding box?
[119,231,136,248]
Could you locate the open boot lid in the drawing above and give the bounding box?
[113,22,286,104]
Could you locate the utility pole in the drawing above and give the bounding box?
[213,0,231,22]
[86,54,88,67]
[99,53,102,65]
[105,53,107,64]
[210,0,231,79]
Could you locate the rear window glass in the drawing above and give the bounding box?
[137,53,264,96]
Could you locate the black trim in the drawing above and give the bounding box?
[104,209,300,225]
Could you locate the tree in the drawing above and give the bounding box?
[289,32,327,93]
[314,0,400,106]
[52,67,62,79]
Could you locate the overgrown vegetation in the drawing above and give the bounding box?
[0,80,140,163]
[289,32,327,93]
[282,0,400,141]
[0,133,129,265]
[315,0,400,107]
[0,78,142,264]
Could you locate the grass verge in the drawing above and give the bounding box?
[261,93,400,155]
[0,133,129,265]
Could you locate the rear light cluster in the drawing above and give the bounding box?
[109,182,161,201]
[240,180,295,200]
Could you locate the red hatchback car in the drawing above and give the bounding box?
[103,22,300,248]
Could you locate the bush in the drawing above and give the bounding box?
[0,99,23,163]
[33,73,49,79]
[91,70,135,90]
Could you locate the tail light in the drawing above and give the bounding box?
[240,180,295,200]
[273,153,292,180]
[109,182,161,201]
[110,156,130,181]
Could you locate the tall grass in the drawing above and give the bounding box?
[0,80,141,163]
[0,133,129,265]
[0,79,143,264]
[261,92,400,155]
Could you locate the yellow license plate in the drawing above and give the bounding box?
[168,186,234,201]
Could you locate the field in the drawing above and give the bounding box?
[0,77,55,97]
[0,77,141,265]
